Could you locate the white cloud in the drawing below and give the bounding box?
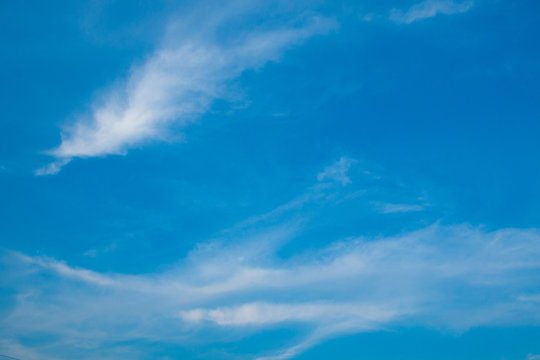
[34,158,71,176]
[5,160,540,359]
[3,222,540,359]
[179,302,398,326]
[376,202,425,213]
[181,302,401,360]
[317,157,357,185]
[37,3,335,175]
[390,0,473,24]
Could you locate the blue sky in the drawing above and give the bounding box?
[1,0,540,359]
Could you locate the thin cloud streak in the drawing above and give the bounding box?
[390,0,473,24]
[179,302,399,326]
[376,202,426,214]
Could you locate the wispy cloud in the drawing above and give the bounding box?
[180,302,398,326]
[34,157,71,176]
[0,339,55,360]
[36,2,335,175]
[3,223,540,359]
[317,157,357,185]
[390,0,473,24]
[6,159,540,359]
[375,202,426,214]
[230,157,361,231]
[180,301,402,360]
[519,294,540,303]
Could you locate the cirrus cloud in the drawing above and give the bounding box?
[390,0,473,24]
[36,2,335,175]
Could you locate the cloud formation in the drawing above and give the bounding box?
[180,302,398,326]
[37,2,335,175]
[390,0,473,24]
[6,159,540,359]
[317,157,357,185]
[3,224,540,359]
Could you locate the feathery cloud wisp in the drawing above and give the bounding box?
[317,157,357,185]
[7,160,540,359]
[376,202,425,213]
[390,0,473,24]
[37,4,335,175]
[3,223,540,359]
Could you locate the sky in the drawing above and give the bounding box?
[1,0,540,359]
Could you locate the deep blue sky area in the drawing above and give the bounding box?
[1,1,540,360]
